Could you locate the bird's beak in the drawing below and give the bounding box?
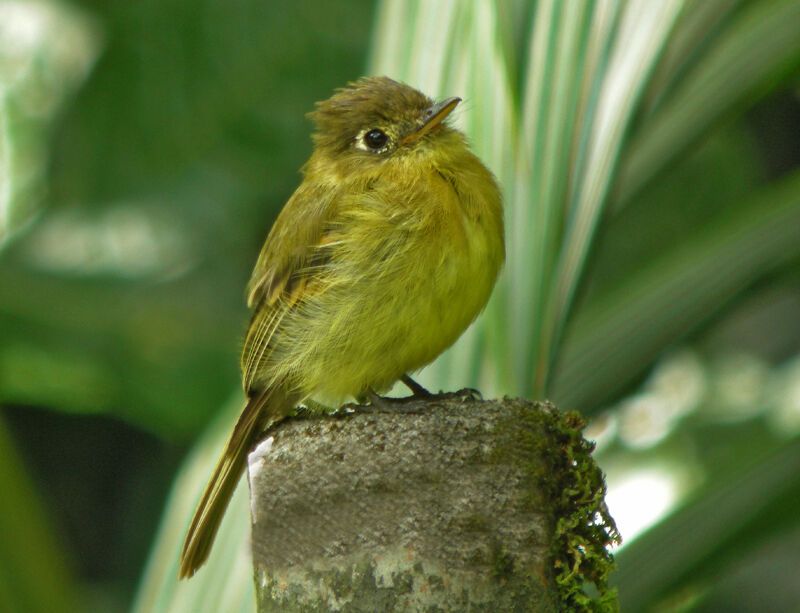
[399,96,461,146]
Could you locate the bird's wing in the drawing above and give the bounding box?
[246,180,342,310]
[241,179,344,391]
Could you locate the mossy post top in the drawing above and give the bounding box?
[248,393,619,612]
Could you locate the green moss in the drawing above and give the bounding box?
[494,400,620,612]
[489,545,515,581]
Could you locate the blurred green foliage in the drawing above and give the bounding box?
[1,1,800,612]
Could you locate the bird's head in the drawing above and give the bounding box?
[306,76,462,173]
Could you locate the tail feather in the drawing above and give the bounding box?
[179,387,294,579]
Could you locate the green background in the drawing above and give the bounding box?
[1,1,799,612]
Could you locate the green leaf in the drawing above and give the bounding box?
[535,0,685,395]
[513,0,608,396]
[552,169,800,413]
[615,0,800,205]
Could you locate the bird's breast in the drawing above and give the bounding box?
[270,162,504,403]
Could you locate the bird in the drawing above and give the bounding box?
[179,76,505,578]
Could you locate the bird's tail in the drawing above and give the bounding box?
[179,386,295,579]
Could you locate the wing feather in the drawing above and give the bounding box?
[241,180,342,392]
[246,181,340,309]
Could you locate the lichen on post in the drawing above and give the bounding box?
[247,393,619,612]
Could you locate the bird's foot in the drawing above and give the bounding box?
[337,379,483,416]
[368,388,429,414]
[339,388,427,415]
[400,374,432,398]
[400,375,481,402]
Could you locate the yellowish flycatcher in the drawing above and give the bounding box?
[179,77,504,578]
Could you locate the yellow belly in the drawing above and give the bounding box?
[264,167,503,403]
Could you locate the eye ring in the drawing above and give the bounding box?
[363,128,389,151]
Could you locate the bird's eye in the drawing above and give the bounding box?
[363,129,388,151]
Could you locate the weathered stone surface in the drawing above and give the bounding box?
[248,394,618,612]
